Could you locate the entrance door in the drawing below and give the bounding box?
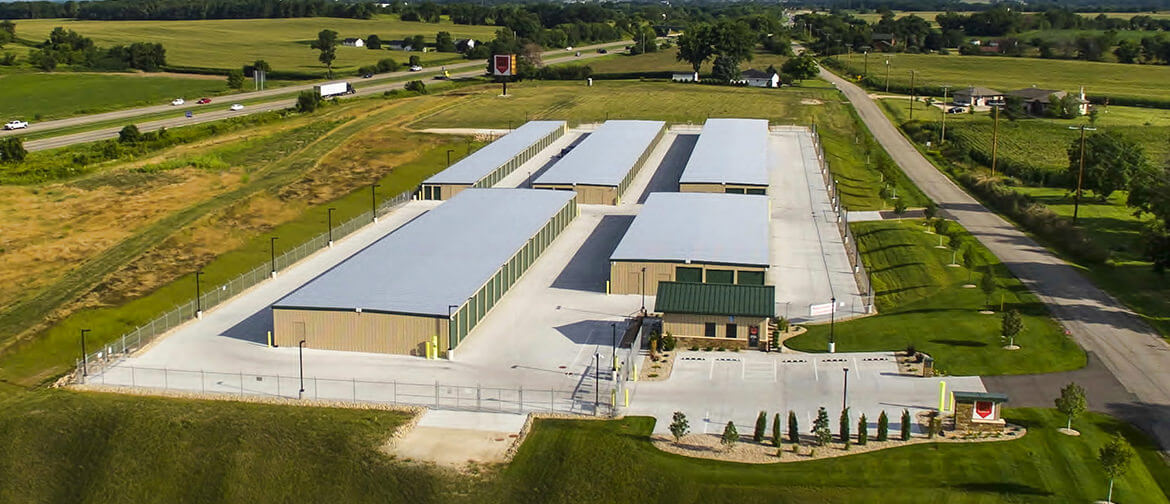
[725,323,737,339]
[748,325,759,347]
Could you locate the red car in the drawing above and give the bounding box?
[196,98,212,104]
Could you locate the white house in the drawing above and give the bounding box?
[387,40,414,51]
[671,71,699,83]
[455,39,477,52]
[741,68,779,88]
[343,38,365,48]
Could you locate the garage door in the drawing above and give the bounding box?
[676,266,702,283]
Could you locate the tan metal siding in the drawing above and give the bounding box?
[662,312,767,340]
[678,183,724,193]
[609,261,768,295]
[273,308,448,356]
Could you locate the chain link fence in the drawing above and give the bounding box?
[809,125,875,314]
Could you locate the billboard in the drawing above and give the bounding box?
[493,54,516,76]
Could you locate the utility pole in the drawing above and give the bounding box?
[80,328,91,377]
[640,267,646,314]
[1070,125,1097,224]
[990,105,1000,177]
[327,207,336,247]
[828,296,837,353]
[842,367,850,411]
[370,183,380,222]
[269,237,279,277]
[298,339,306,399]
[940,86,949,144]
[909,70,916,120]
[195,270,204,319]
[863,51,868,76]
[884,60,890,92]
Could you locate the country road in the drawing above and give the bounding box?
[8,41,628,151]
[818,64,1170,450]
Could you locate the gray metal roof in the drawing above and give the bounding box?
[610,192,770,267]
[274,188,576,317]
[679,118,770,187]
[424,121,565,185]
[534,120,665,187]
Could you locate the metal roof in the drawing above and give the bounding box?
[610,192,770,267]
[654,282,775,317]
[679,118,770,187]
[274,188,575,317]
[952,391,1009,403]
[534,120,665,187]
[424,121,565,185]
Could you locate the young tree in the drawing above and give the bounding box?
[923,201,939,224]
[857,414,868,445]
[311,29,339,78]
[1068,130,1150,201]
[669,411,689,444]
[876,410,889,441]
[900,409,912,441]
[839,407,851,448]
[787,410,800,445]
[435,31,455,52]
[118,124,141,144]
[1127,165,1170,274]
[962,245,979,283]
[408,54,422,67]
[675,22,712,73]
[721,421,738,449]
[0,137,26,164]
[980,265,997,310]
[1099,434,1134,503]
[772,412,782,447]
[1055,382,1088,431]
[366,34,382,50]
[295,90,320,113]
[226,68,244,89]
[1002,309,1023,347]
[404,80,427,94]
[252,59,271,73]
[781,53,819,83]
[753,411,767,443]
[813,407,832,446]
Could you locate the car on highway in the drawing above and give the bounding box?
[947,106,966,114]
[230,103,244,111]
[171,98,185,106]
[409,65,423,72]
[196,98,212,104]
[597,48,608,54]
[362,73,374,78]
[4,120,28,130]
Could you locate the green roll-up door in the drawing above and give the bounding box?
[706,269,734,284]
[737,270,765,285]
[676,266,702,283]
[746,188,766,195]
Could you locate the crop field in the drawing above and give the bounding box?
[580,47,792,75]
[0,71,231,121]
[15,15,498,74]
[850,10,1170,25]
[832,52,1170,104]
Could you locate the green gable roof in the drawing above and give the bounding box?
[654,282,775,318]
[953,391,1009,403]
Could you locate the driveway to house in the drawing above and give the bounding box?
[817,64,1170,450]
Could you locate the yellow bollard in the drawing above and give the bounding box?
[425,341,432,360]
[949,393,955,413]
[267,330,273,348]
[624,388,629,407]
[633,364,638,382]
[606,280,610,294]
[611,390,616,408]
[938,381,947,411]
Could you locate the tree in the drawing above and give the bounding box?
[404,80,427,94]
[1055,382,1087,431]
[1068,130,1150,201]
[0,137,26,164]
[772,413,782,447]
[376,58,400,73]
[923,201,938,223]
[962,245,979,283]
[409,34,426,52]
[857,414,868,445]
[753,411,767,443]
[252,59,271,74]
[711,55,740,82]
[980,265,997,309]
[839,408,851,448]
[408,54,421,67]
[118,124,141,144]
[1115,39,1141,63]
[295,90,320,113]
[1099,434,1134,503]
[366,34,382,50]
[226,68,244,89]
[877,411,889,441]
[435,31,455,52]
[781,53,819,84]
[812,407,832,446]
[1127,165,1170,274]
[900,409,912,441]
[311,29,339,78]
[1001,309,1023,347]
[669,411,689,444]
[0,20,14,48]
[721,421,738,448]
[787,410,800,445]
[675,23,713,73]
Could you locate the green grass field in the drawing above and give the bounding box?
[832,52,1170,104]
[0,71,232,121]
[786,219,1085,375]
[14,15,497,74]
[580,47,792,75]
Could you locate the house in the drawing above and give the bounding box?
[386,40,413,51]
[1006,87,1089,116]
[342,38,364,48]
[455,38,477,52]
[952,86,1004,107]
[871,33,897,50]
[741,68,779,88]
[671,71,699,83]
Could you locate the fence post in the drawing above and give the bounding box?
[201,369,205,393]
[164,367,168,390]
[240,371,244,397]
[352,378,356,402]
[519,384,523,414]
[434,381,439,407]
[314,377,318,400]
[477,384,481,411]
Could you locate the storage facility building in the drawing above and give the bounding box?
[609,192,770,296]
[272,188,578,357]
[678,118,770,194]
[654,282,775,349]
[419,121,566,200]
[532,120,666,205]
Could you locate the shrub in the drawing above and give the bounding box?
[772,413,782,447]
[813,407,832,446]
[877,411,889,441]
[753,411,767,443]
[900,409,912,441]
[295,90,320,113]
[839,408,851,448]
[356,65,377,76]
[0,137,26,164]
[858,414,868,445]
[226,68,244,89]
[118,124,142,144]
[787,410,800,445]
[669,411,689,443]
[927,412,942,439]
[404,80,427,94]
[721,421,738,448]
[537,64,593,80]
[661,332,677,351]
[375,58,400,73]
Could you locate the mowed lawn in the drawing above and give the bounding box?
[16,15,498,74]
[0,71,230,120]
[786,219,1085,375]
[834,52,1170,103]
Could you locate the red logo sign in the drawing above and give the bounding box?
[974,400,994,419]
[493,55,512,76]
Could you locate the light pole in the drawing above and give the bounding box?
[195,270,204,319]
[1069,125,1097,224]
[298,339,306,399]
[884,59,890,92]
[80,328,91,377]
[863,50,868,76]
[446,149,455,167]
[640,267,647,313]
[611,323,617,372]
[327,207,336,247]
[370,183,380,222]
[269,236,279,277]
[940,85,949,144]
[594,352,600,416]
[990,105,1000,177]
[908,70,916,120]
[828,296,837,353]
[842,367,850,411]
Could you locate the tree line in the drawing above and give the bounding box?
[0,0,380,21]
[25,26,166,72]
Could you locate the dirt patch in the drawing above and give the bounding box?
[801,98,824,105]
[387,426,515,470]
[640,351,675,381]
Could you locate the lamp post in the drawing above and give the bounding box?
[446,149,455,167]
[908,70,917,120]
[940,85,949,144]
[269,236,279,277]
[611,323,617,372]
[828,296,837,353]
[298,339,306,399]
[80,328,91,377]
[370,183,380,223]
[327,207,336,247]
[640,267,646,313]
[594,352,600,416]
[863,50,868,76]
[842,367,850,411]
[195,270,204,319]
[884,59,890,92]
[990,105,1001,177]
[1069,125,1097,224]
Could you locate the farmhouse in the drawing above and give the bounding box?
[455,38,477,52]
[655,282,775,349]
[386,40,413,51]
[419,120,566,200]
[533,120,665,205]
[609,192,770,296]
[672,71,699,83]
[1006,87,1089,116]
[342,38,364,48]
[679,118,770,194]
[741,68,779,88]
[272,188,578,357]
[952,86,1004,107]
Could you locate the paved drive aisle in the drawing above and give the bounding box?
[817,65,1170,450]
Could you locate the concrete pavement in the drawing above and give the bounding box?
[817,64,1170,450]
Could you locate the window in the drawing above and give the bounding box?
[746,188,766,195]
[724,187,745,194]
[706,269,734,284]
[704,323,717,338]
[737,270,765,285]
[726,323,738,339]
[676,266,702,283]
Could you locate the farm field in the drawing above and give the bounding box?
[850,9,1170,25]
[0,71,231,121]
[14,15,498,75]
[831,52,1170,104]
[580,47,792,75]
[786,219,1084,376]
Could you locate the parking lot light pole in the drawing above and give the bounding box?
[842,367,850,411]
[446,149,455,167]
[298,339,306,399]
[195,270,204,319]
[269,237,279,278]
[371,183,380,223]
[594,352,600,416]
[828,296,837,353]
[640,267,647,313]
[611,323,617,372]
[327,207,336,247]
[80,328,91,377]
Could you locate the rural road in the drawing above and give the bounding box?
[9,41,629,151]
[818,65,1170,450]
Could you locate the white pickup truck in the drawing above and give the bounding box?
[4,120,28,130]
